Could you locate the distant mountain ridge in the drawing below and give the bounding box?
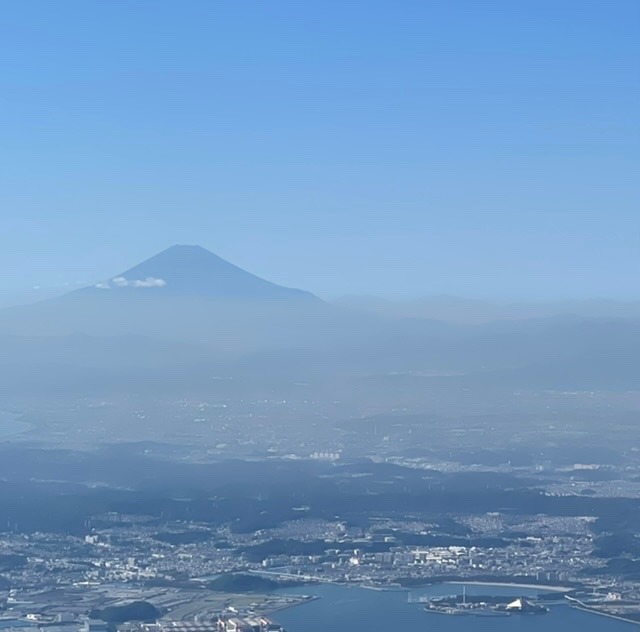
[2,245,640,395]
[70,244,316,301]
[334,294,640,323]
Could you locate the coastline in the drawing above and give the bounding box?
[446,580,571,593]
[566,596,640,627]
[265,595,320,615]
[572,605,640,627]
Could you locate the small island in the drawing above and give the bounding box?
[423,593,549,617]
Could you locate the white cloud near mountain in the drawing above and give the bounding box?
[95,277,167,289]
[133,277,166,288]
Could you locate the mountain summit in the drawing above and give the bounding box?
[76,245,315,301]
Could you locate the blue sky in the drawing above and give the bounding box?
[1,1,638,300]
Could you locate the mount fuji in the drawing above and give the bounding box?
[71,245,316,301]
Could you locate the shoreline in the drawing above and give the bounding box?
[446,580,572,593]
[265,595,320,615]
[572,605,640,627]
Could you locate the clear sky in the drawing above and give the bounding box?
[1,1,638,300]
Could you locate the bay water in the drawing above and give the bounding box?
[275,583,635,631]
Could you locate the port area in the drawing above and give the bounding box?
[417,594,549,617]
[122,592,316,632]
[160,590,315,620]
[0,585,314,632]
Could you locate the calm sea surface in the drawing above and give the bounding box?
[274,583,635,631]
[0,411,29,438]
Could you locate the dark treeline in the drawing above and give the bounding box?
[207,573,282,592]
[151,531,213,545]
[0,452,639,538]
[240,535,509,563]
